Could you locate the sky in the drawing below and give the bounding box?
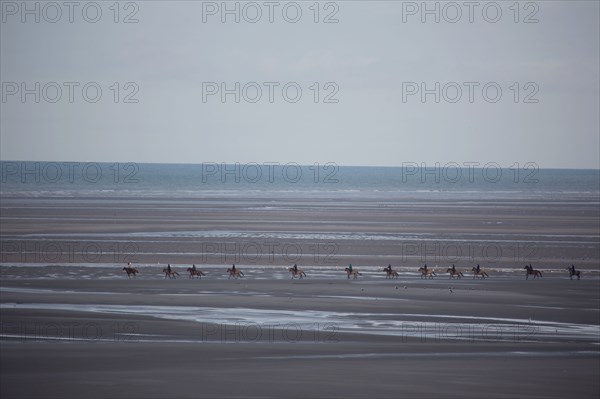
[1,0,599,168]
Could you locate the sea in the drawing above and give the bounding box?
[1,161,599,201]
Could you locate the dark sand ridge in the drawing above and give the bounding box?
[1,197,598,269]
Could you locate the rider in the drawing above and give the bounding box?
[476,264,480,273]
[348,263,353,272]
[423,264,428,272]
[167,263,172,273]
[451,264,456,273]
[570,264,576,274]
[192,264,197,271]
[386,264,392,273]
[293,264,298,272]
[231,264,236,271]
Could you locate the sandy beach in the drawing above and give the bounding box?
[1,274,599,398]
[1,195,599,398]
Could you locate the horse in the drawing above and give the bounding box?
[446,268,463,279]
[418,267,436,279]
[471,267,488,279]
[163,268,180,279]
[382,268,399,279]
[567,266,581,280]
[524,265,542,279]
[187,267,205,279]
[122,266,138,278]
[345,267,361,279]
[227,268,244,279]
[288,267,307,279]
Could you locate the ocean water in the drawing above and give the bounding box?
[1,161,599,200]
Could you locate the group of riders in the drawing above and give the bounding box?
[124,262,582,279]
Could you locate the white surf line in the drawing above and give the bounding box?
[5,230,598,243]
[2,303,598,343]
[248,351,600,361]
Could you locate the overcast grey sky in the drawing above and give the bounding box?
[1,0,598,168]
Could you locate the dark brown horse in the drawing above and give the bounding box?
[122,266,139,278]
[523,265,542,280]
[524,265,542,279]
[187,267,206,279]
[163,268,180,279]
[446,268,463,279]
[382,268,399,279]
[471,267,489,279]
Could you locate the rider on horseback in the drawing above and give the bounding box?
[348,264,353,273]
[191,264,197,272]
[293,264,298,273]
[476,264,480,273]
[570,264,576,274]
[451,264,456,273]
[167,264,172,273]
[386,264,392,273]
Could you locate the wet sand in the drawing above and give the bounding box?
[1,196,599,269]
[1,271,599,398]
[1,196,599,398]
